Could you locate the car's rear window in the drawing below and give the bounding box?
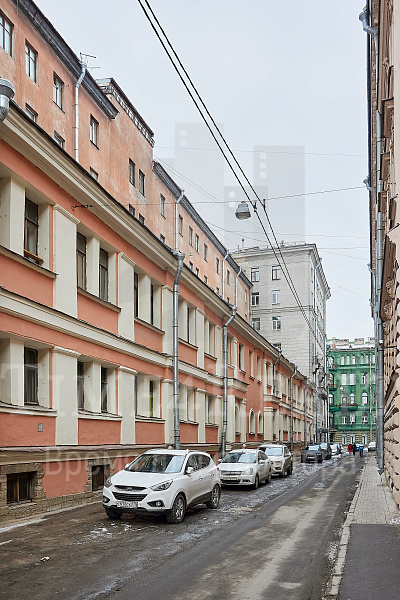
[307,445,320,451]
[126,454,185,473]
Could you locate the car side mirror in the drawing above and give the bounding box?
[218,458,222,463]
[186,466,194,475]
[125,464,129,469]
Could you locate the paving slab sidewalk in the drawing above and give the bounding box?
[327,453,400,599]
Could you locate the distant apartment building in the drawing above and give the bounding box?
[327,338,376,447]
[232,243,330,441]
[0,0,312,519]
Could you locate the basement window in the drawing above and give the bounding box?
[92,465,105,491]
[7,472,35,503]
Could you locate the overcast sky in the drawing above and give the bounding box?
[36,0,373,341]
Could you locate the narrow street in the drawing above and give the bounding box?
[0,455,363,600]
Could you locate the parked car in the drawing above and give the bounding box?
[102,449,221,523]
[330,443,342,456]
[319,442,332,460]
[368,441,376,452]
[218,449,272,488]
[258,443,293,477]
[301,444,324,464]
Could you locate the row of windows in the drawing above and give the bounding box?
[331,354,375,366]
[339,373,373,385]
[251,316,281,331]
[336,414,370,425]
[250,265,281,282]
[251,290,280,306]
[329,392,370,405]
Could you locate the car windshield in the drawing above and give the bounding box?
[320,443,328,448]
[126,454,185,473]
[307,445,320,451]
[222,452,256,464]
[262,447,283,456]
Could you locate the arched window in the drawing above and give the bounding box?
[362,412,368,424]
[346,355,350,365]
[249,409,256,434]
[360,355,364,364]
[350,393,355,405]
[258,411,263,435]
[352,355,356,364]
[341,395,347,406]
[365,354,369,364]
[341,356,345,365]
[362,392,368,405]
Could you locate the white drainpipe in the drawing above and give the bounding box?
[222,306,237,457]
[235,267,242,306]
[74,61,87,162]
[290,366,297,453]
[175,189,185,251]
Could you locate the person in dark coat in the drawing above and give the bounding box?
[352,443,357,456]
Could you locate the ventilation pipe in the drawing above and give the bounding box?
[290,366,297,453]
[175,189,185,251]
[74,61,87,162]
[221,251,229,299]
[234,267,242,306]
[173,251,185,449]
[304,378,310,445]
[222,306,237,457]
[0,79,15,124]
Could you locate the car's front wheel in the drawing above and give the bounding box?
[252,474,260,489]
[166,493,186,524]
[280,468,287,478]
[105,507,121,520]
[287,463,293,476]
[206,484,221,509]
[301,456,305,463]
[266,469,272,484]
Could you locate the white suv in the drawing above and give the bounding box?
[258,443,293,477]
[102,449,221,523]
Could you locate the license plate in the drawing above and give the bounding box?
[116,501,138,509]
[223,476,238,481]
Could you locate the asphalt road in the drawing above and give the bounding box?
[0,455,363,600]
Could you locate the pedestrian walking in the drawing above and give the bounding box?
[352,443,357,456]
[348,443,352,454]
[358,443,364,457]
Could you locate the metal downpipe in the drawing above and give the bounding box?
[173,251,185,449]
[273,351,281,397]
[222,306,237,457]
[175,190,185,252]
[222,251,229,299]
[0,79,15,124]
[74,61,87,162]
[290,366,297,453]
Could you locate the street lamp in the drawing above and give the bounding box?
[235,201,251,220]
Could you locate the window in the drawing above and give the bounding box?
[272,265,281,280]
[25,104,37,122]
[329,394,334,405]
[342,415,347,425]
[99,248,108,301]
[245,290,247,304]
[7,472,34,504]
[179,215,183,236]
[92,465,105,491]
[90,167,98,181]
[251,267,260,282]
[77,361,84,409]
[149,380,154,417]
[349,373,355,385]
[90,116,99,146]
[365,354,369,364]
[252,318,261,331]
[101,367,108,412]
[239,343,244,371]
[76,233,87,289]
[129,204,135,217]
[189,227,193,246]
[216,257,219,274]
[24,198,39,258]
[350,414,355,424]
[216,287,219,295]
[139,214,145,225]
[362,413,368,424]
[340,356,345,365]
[24,348,38,405]
[195,234,199,253]
[160,234,165,244]
[195,267,199,277]
[272,290,280,304]
[160,194,166,217]
[0,11,13,55]
[227,270,230,286]
[189,261,193,270]
[249,350,254,377]
[362,373,368,385]
[272,316,281,330]
[204,244,208,261]
[341,373,347,385]
[25,42,37,82]
[360,355,364,365]
[150,284,155,325]
[251,292,260,306]
[341,395,347,406]
[129,159,135,186]
[362,392,368,405]
[139,170,145,196]
[350,393,355,404]
[54,132,64,148]
[53,73,63,109]
[352,355,356,364]
[134,272,139,318]
[346,355,350,365]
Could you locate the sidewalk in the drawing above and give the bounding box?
[327,453,400,599]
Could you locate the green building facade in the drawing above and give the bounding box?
[327,338,376,447]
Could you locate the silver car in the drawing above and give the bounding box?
[258,443,293,477]
[218,449,272,489]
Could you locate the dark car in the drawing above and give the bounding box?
[319,442,332,460]
[301,444,323,464]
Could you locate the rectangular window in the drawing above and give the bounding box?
[24,198,39,258]
[273,342,282,351]
[342,415,347,425]
[139,214,145,225]
[160,194,166,217]
[139,170,145,196]
[272,316,281,330]
[90,115,99,146]
[99,248,108,301]
[204,244,208,261]
[0,11,13,56]
[24,348,38,405]
[25,104,37,122]
[160,234,165,244]
[362,414,368,424]
[227,270,230,286]
[129,204,135,217]
[272,265,281,280]
[25,42,37,82]
[129,159,135,186]
[7,473,34,504]
[189,261,193,270]
[251,267,260,282]
[361,373,368,384]
[195,234,199,253]
[134,272,139,318]
[54,132,64,148]
[252,317,261,331]
[251,292,259,306]
[189,227,193,246]
[349,373,355,385]
[76,233,87,289]
[53,73,63,109]
[341,373,347,385]
[179,215,183,236]
[350,414,355,424]
[101,367,108,412]
[90,167,98,181]
[272,290,280,304]
[249,350,254,377]
[238,343,244,371]
[150,284,154,326]
[77,361,84,409]
[195,267,199,277]
[149,380,154,417]
[204,275,208,284]
[92,465,105,491]
[216,257,219,274]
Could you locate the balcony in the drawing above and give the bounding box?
[329,405,340,412]
[329,385,337,391]
[348,404,358,410]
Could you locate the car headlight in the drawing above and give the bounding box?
[104,477,113,488]
[243,468,254,475]
[150,480,173,491]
